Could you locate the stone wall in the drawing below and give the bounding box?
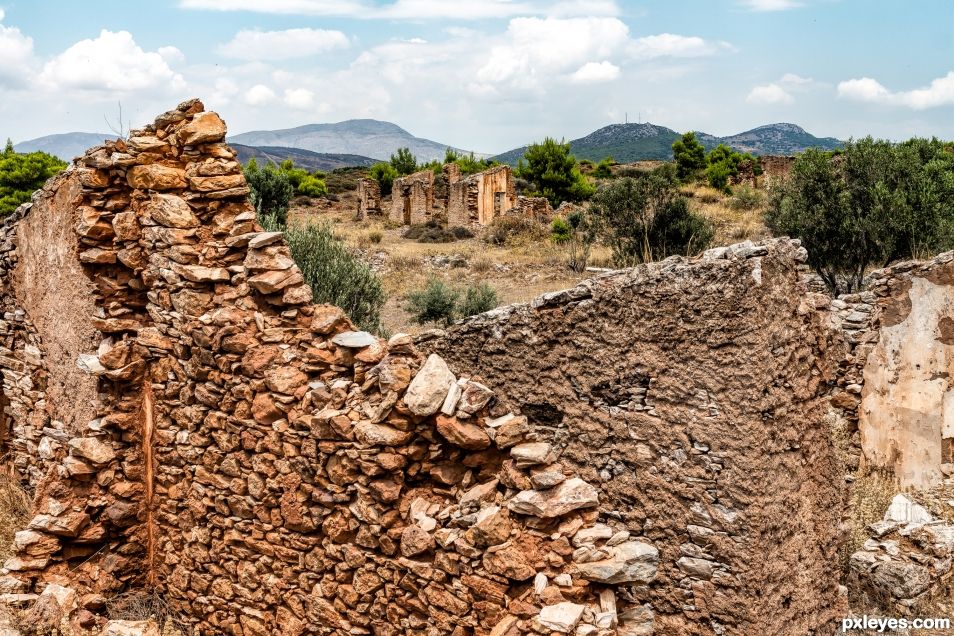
[389,170,435,226]
[418,239,846,635]
[355,178,381,219]
[447,167,517,227]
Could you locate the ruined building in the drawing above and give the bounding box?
[355,178,381,219]
[388,169,436,225]
[0,101,950,635]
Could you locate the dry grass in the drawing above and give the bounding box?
[842,468,896,569]
[106,589,188,635]
[683,183,770,245]
[0,473,31,563]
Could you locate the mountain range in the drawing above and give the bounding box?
[493,122,843,165]
[14,120,842,170]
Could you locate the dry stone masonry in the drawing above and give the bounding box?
[0,100,950,635]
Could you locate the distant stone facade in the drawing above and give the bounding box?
[513,196,554,222]
[389,169,435,225]
[355,177,381,218]
[447,165,518,227]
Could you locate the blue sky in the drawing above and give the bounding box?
[1,0,952,153]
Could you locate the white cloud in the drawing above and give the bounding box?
[569,60,620,84]
[739,0,802,11]
[284,87,315,108]
[780,72,812,85]
[38,30,184,92]
[838,72,954,109]
[746,83,793,104]
[219,28,349,61]
[629,33,729,59]
[158,46,186,64]
[0,15,36,86]
[244,83,277,106]
[179,0,622,19]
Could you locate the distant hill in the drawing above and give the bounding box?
[494,122,843,165]
[231,144,377,172]
[230,119,475,163]
[14,132,117,161]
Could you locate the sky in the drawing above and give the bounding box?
[0,0,952,154]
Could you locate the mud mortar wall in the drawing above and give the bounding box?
[419,241,846,635]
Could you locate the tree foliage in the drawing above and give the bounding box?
[589,166,714,267]
[370,162,398,196]
[767,138,954,294]
[279,159,328,198]
[671,132,706,181]
[0,142,67,216]
[390,147,418,176]
[515,138,595,207]
[259,212,385,332]
[244,159,294,225]
[705,144,759,193]
[443,148,498,176]
[406,278,460,326]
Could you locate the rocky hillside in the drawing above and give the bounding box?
[495,122,843,164]
[14,132,117,161]
[231,143,376,171]
[229,118,474,163]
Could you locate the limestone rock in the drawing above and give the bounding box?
[102,620,161,636]
[178,111,227,145]
[145,194,198,228]
[400,524,434,557]
[574,540,659,584]
[508,477,600,518]
[127,164,187,190]
[332,331,377,348]
[404,354,456,417]
[483,541,535,580]
[538,602,584,633]
[884,494,933,525]
[353,422,413,446]
[68,437,116,465]
[435,414,491,450]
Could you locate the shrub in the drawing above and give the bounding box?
[296,174,328,197]
[729,185,764,210]
[460,282,499,317]
[0,141,67,216]
[258,213,385,332]
[550,217,573,243]
[589,166,714,267]
[671,132,706,182]
[766,138,954,294]
[244,159,293,225]
[368,230,383,244]
[483,215,548,246]
[444,148,499,176]
[515,137,595,207]
[403,220,473,243]
[370,162,398,196]
[592,157,615,179]
[390,147,418,176]
[704,144,758,194]
[406,278,460,325]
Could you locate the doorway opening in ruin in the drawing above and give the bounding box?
[943,437,953,464]
[494,191,505,216]
[403,190,412,225]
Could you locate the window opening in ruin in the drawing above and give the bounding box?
[494,191,505,215]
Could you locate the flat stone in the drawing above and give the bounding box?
[404,354,456,417]
[102,620,161,636]
[353,422,413,447]
[145,193,198,228]
[178,111,227,145]
[76,354,105,375]
[508,477,599,518]
[511,442,558,466]
[248,269,304,294]
[538,602,585,633]
[884,494,933,525]
[458,380,494,414]
[69,437,116,465]
[127,164,186,190]
[435,414,491,450]
[332,331,377,348]
[248,231,283,249]
[173,263,230,283]
[574,540,659,584]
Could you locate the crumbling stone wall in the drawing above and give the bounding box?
[355,178,381,219]
[447,166,517,227]
[512,196,553,223]
[419,240,846,635]
[389,170,435,225]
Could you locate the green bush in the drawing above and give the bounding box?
[258,213,385,332]
[244,159,294,225]
[296,174,328,197]
[460,282,499,317]
[551,217,573,243]
[671,132,706,182]
[766,138,954,294]
[403,220,474,243]
[390,147,417,176]
[0,141,67,216]
[406,278,460,326]
[704,144,758,194]
[592,157,615,179]
[515,137,595,207]
[729,185,764,210]
[370,162,398,196]
[589,166,714,267]
[483,215,548,246]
